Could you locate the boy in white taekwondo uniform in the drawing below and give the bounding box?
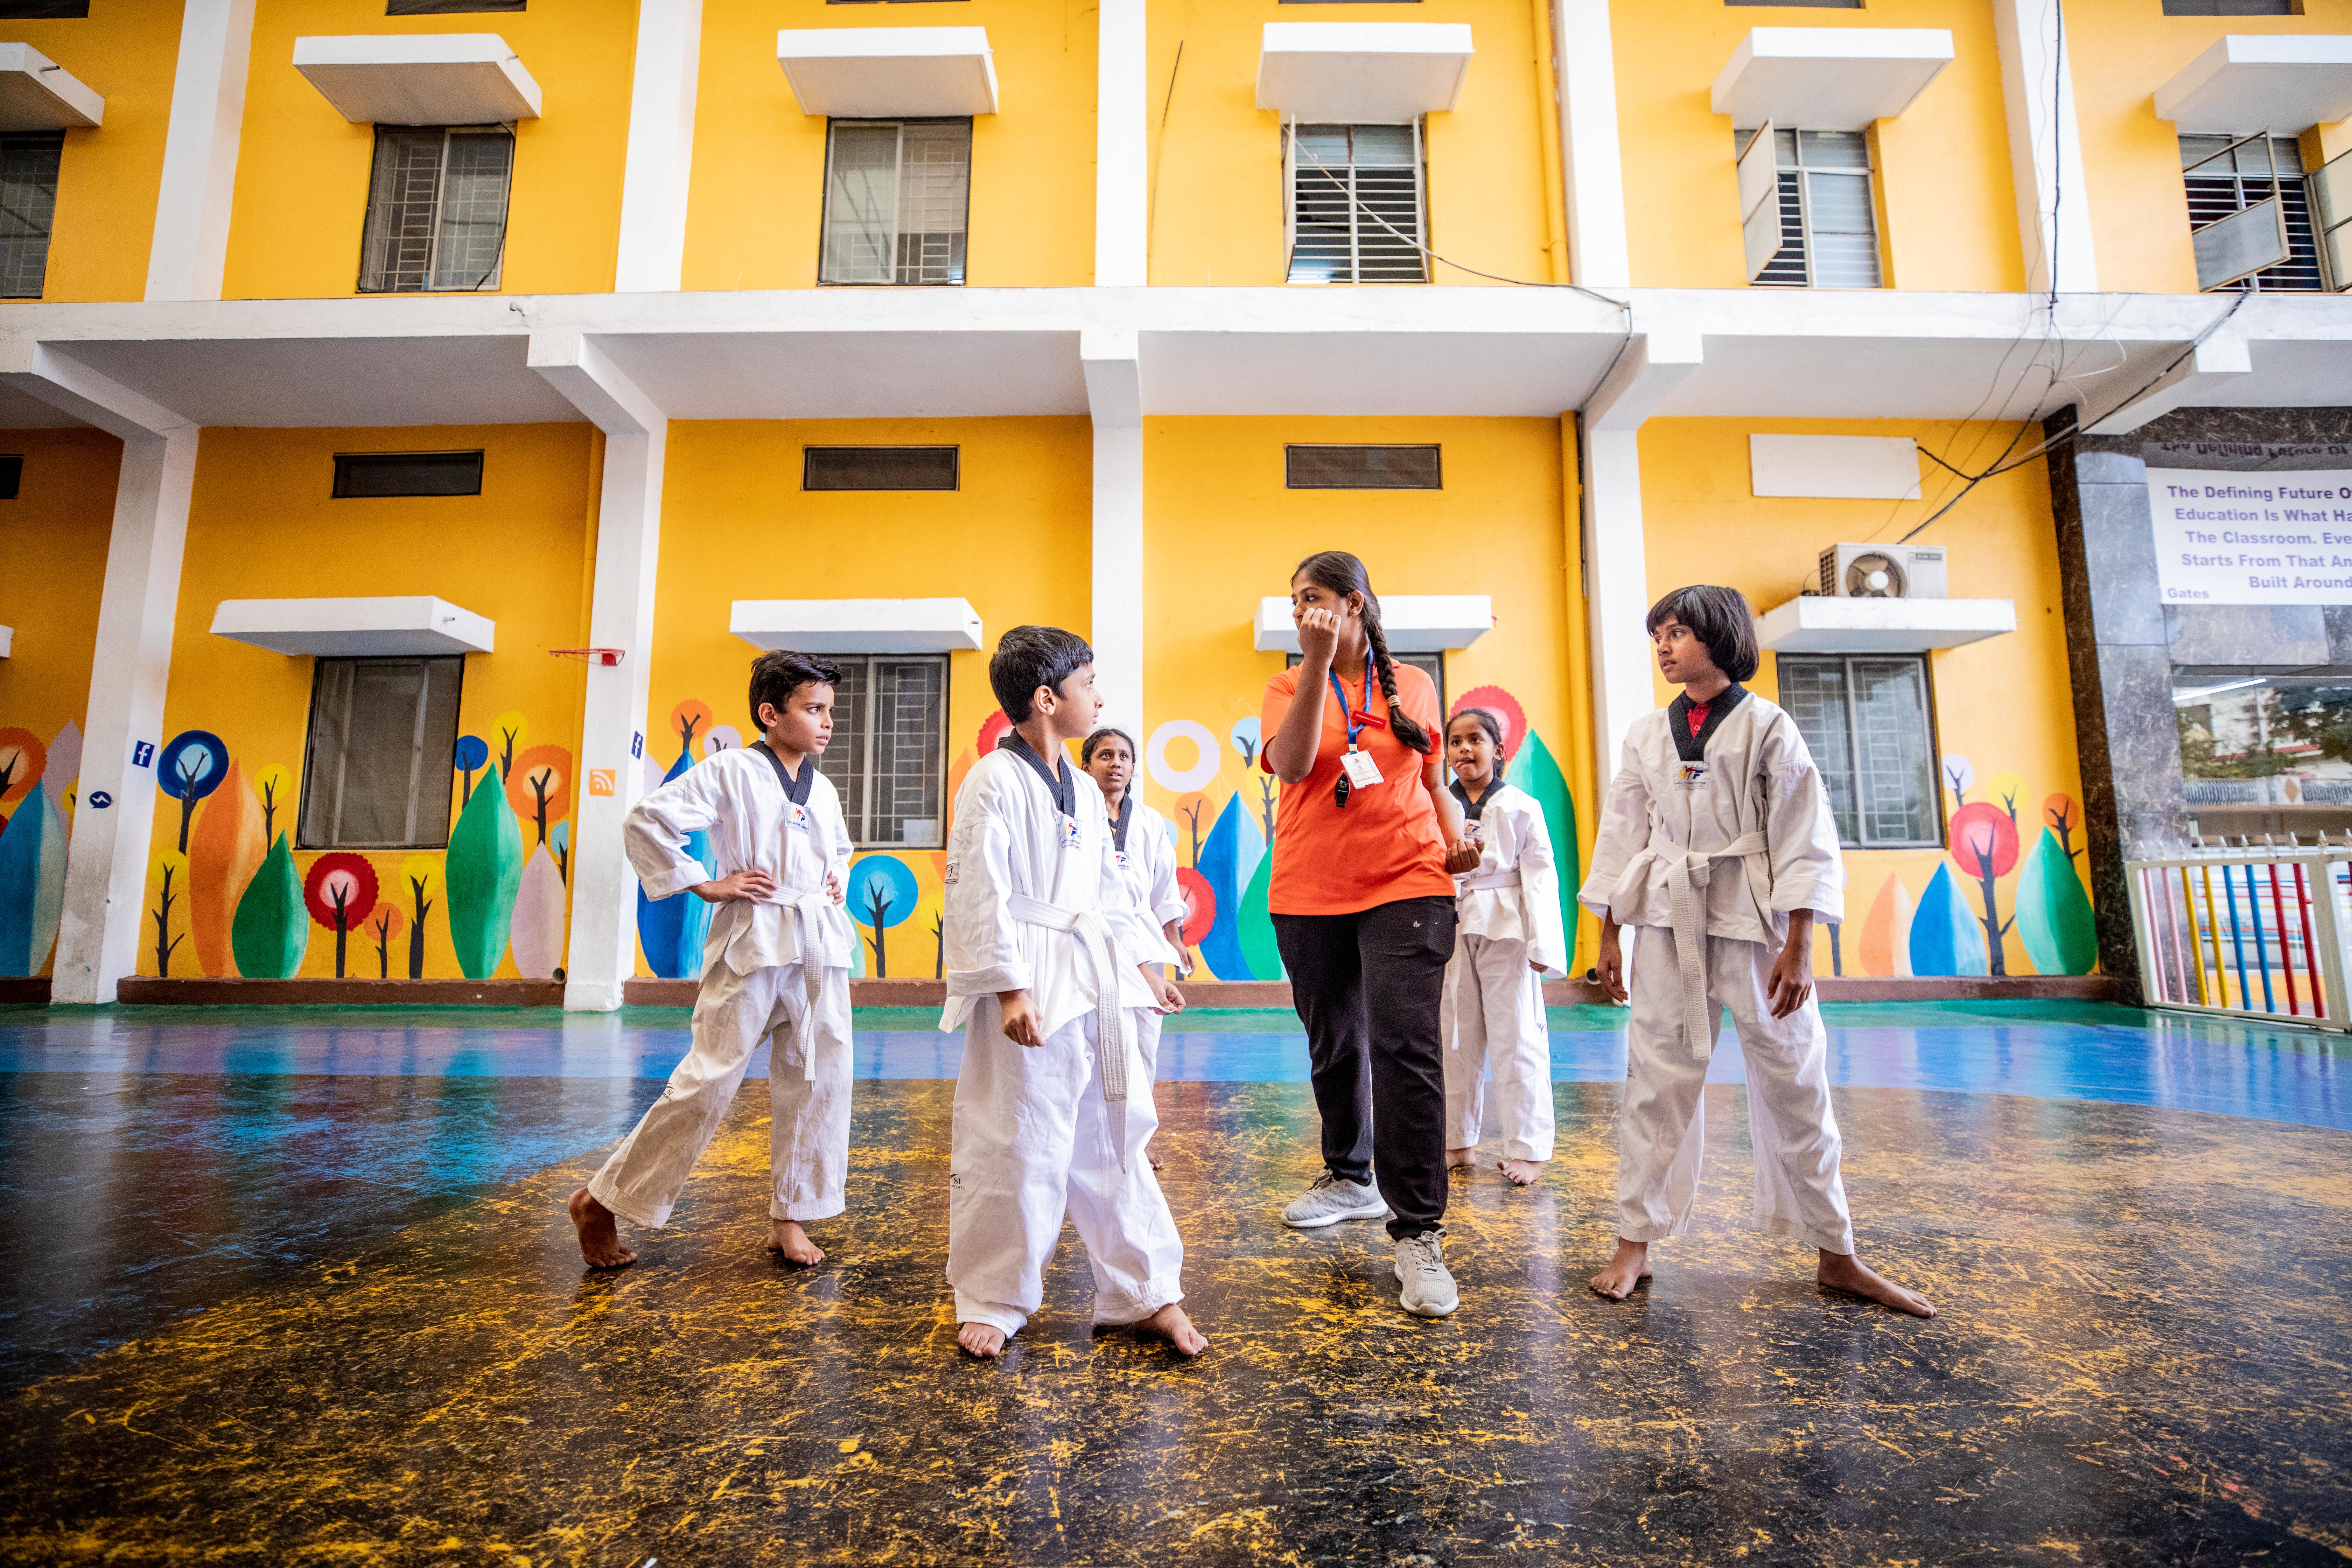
[1439,708,1567,1186]
[568,651,858,1271]
[1080,726,1192,1169]
[1581,586,1934,1318]
[941,626,1205,1359]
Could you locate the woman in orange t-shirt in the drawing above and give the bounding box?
[1260,550,1480,1318]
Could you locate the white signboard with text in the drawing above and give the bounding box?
[2149,463,2352,606]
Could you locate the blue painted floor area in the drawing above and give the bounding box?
[0,999,2344,1390]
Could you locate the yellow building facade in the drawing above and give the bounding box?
[1,0,2347,1005]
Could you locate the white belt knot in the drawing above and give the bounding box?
[1662,833,1769,1061]
[725,890,838,1080]
[1008,892,1134,1171]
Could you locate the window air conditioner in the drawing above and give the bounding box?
[1816,542,1948,600]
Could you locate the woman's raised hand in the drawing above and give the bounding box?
[1295,605,1342,668]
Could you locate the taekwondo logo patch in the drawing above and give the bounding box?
[943,860,959,884]
[786,802,812,832]
[1675,761,1709,790]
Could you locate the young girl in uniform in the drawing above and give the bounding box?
[1440,708,1566,1187]
[1581,585,1933,1317]
[1082,727,1191,1169]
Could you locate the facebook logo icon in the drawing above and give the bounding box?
[131,741,154,768]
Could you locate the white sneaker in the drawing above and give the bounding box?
[1394,1232,1458,1318]
[1280,1172,1388,1229]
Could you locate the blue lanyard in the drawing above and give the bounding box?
[1328,669,1366,751]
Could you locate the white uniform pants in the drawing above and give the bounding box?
[1441,932,1555,1162]
[588,958,854,1229]
[1620,924,1855,1255]
[947,1001,1184,1337]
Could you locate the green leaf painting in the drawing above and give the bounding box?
[1238,841,1285,983]
[1505,729,1579,944]
[230,833,307,980]
[2016,826,2098,976]
[447,763,524,979]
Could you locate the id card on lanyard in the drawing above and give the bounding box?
[1329,669,1385,803]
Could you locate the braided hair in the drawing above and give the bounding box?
[1292,550,1433,755]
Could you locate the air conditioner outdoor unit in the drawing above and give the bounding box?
[1817,542,1948,600]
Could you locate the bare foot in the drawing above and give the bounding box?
[767,1218,824,1266]
[567,1186,636,1270]
[1588,1238,1652,1300]
[1499,1158,1544,1186]
[958,1322,1007,1358]
[1147,1146,1164,1171]
[1817,1250,1937,1318]
[1446,1147,1478,1169]
[1132,1302,1208,1356]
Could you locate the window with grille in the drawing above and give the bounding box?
[298,657,466,850]
[1286,123,1427,284]
[803,446,960,490]
[358,126,513,293]
[1734,126,1880,288]
[2180,134,2323,292]
[1285,444,1441,489]
[387,0,523,12]
[0,456,23,499]
[820,119,971,286]
[817,656,948,847]
[1777,654,1940,849]
[0,135,62,299]
[2162,1,2295,14]
[0,1,89,14]
[332,450,484,498]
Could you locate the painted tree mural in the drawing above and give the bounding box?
[370,903,406,979]
[494,710,527,782]
[253,763,292,844]
[1228,718,1277,846]
[156,730,229,854]
[401,854,438,980]
[187,758,264,976]
[2043,793,2083,861]
[1947,801,2020,976]
[454,735,489,805]
[231,834,306,980]
[304,853,380,979]
[508,744,573,850]
[0,727,43,806]
[447,766,524,980]
[150,855,186,978]
[849,855,919,977]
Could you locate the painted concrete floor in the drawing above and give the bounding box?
[0,1001,2346,1565]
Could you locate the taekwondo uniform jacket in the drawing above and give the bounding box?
[1452,780,1569,979]
[624,746,858,978]
[1104,796,1188,966]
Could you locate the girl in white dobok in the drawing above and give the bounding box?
[1082,727,1192,1168]
[1440,708,1567,1186]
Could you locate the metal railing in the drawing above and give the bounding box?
[2126,837,2352,1031]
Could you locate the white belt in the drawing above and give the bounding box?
[723,891,836,1080]
[1662,834,1769,1062]
[1460,870,1521,891]
[1007,892,1134,1171]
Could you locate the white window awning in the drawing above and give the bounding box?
[2155,34,2352,135]
[0,44,102,132]
[776,28,997,118]
[1710,28,1953,131]
[1256,23,1474,125]
[1750,434,1922,500]
[732,598,984,654]
[293,34,541,125]
[1254,595,1491,654]
[211,596,496,656]
[1755,596,2013,654]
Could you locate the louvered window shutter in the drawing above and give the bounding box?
[1736,120,1780,281]
[2313,146,2352,291]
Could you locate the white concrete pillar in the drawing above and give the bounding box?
[1094,0,1149,287]
[146,0,257,302]
[530,332,668,1013]
[614,0,703,293]
[0,345,201,1002]
[1551,0,1630,289]
[1992,0,2098,296]
[1081,329,1145,734]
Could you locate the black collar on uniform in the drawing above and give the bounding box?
[750,740,818,804]
[1666,683,1749,764]
[998,732,1076,818]
[1448,777,1502,822]
[1110,792,1134,852]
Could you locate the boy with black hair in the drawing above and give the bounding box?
[568,650,858,1270]
[940,624,1203,1358]
[1580,585,1933,1317]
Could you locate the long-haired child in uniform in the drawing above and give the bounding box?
[939,626,1204,1358]
[1580,585,1933,1316]
[1440,707,1567,1186]
[1081,726,1192,1170]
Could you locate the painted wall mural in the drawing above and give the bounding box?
[1843,755,2098,979]
[131,716,576,985]
[0,724,75,978]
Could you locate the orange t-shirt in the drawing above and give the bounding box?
[1261,660,1455,916]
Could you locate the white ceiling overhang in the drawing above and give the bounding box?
[1254,595,1491,654]
[1256,23,1474,125]
[1755,596,2015,654]
[731,598,983,654]
[293,34,541,125]
[0,44,102,132]
[776,27,997,118]
[211,596,496,656]
[1710,28,1953,131]
[0,625,13,658]
[2154,34,2352,135]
